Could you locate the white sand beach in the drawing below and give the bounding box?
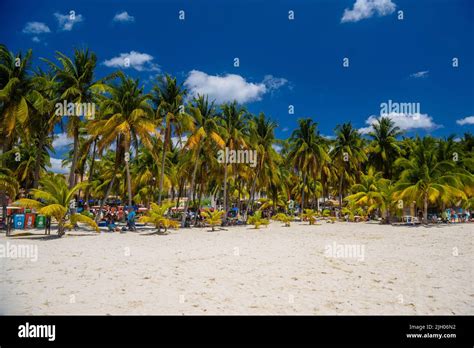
[0,222,472,315]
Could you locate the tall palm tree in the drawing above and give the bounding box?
[181,95,224,226]
[44,49,109,188]
[89,73,156,209]
[151,75,190,204]
[331,122,367,209]
[288,118,329,212]
[244,112,279,219]
[367,117,402,178]
[219,101,249,215]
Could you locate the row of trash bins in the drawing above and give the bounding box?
[12,214,47,229]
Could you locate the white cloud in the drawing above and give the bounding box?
[341,0,396,23]
[456,116,474,126]
[103,51,160,72]
[282,127,289,132]
[22,21,51,34]
[184,70,267,104]
[54,12,84,31]
[52,132,73,149]
[359,112,441,134]
[410,70,429,78]
[113,11,135,22]
[32,36,41,43]
[48,158,70,174]
[262,75,288,91]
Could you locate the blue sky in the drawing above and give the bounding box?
[1,0,473,171]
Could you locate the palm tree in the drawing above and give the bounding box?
[89,73,156,209]
[151,75,189,204]
[139,202,179,233]
[394,137,468,223]
[288,119,329,212]
[331,122,367,209]
[219,101,249,216]
[44,49,109,188]
[247,210,269,229]
[0,45,32,159]
[367,117,402,178]
[344,167,388,216]
[244,112,279,219]
[181,95,225,227]
[201,209,224,231]
[13,174,98,236]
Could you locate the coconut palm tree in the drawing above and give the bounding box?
[394,137,468,223]
[219,101,249,216]
[331,122,367,209]
[44,49,111,188]
[201,209,225,231]
[244,112,279,219]
[151,75,190,204]
[13,174,98,236]
[181,95,225,226]
[288,119,329,212]
[0,45,32,159]
[89,73,156,208]
[367,117,403,178]
[344,167,388,216]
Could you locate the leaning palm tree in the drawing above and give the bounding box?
[89,73,157,208]
[13,174,98,236]
[393,137,469,224]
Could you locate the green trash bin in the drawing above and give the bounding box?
[36,214,46,228]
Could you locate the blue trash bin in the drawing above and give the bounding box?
[14,214,25,229]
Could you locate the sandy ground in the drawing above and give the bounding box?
[0,221,472,315]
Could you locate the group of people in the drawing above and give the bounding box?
[82,205,137,232]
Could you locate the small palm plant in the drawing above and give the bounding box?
[201,209,225,231]
[13,174,99,236]
[139,203,179,233]
[248,211,269,229]
[301,209,318,225]
[273,213,293,227]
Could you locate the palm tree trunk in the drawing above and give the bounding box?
[68,128,80,189]
[301,172,307,212]
[125,156,133,208]
[244,171,259,221]
[84,139,97,204]
[423,193,428,224]
[158,120,170,205]
[223,163,228,215]
[339,173,344,210]
[95,175,116,222]
[181,145,201,227]
[33,136,44,188]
